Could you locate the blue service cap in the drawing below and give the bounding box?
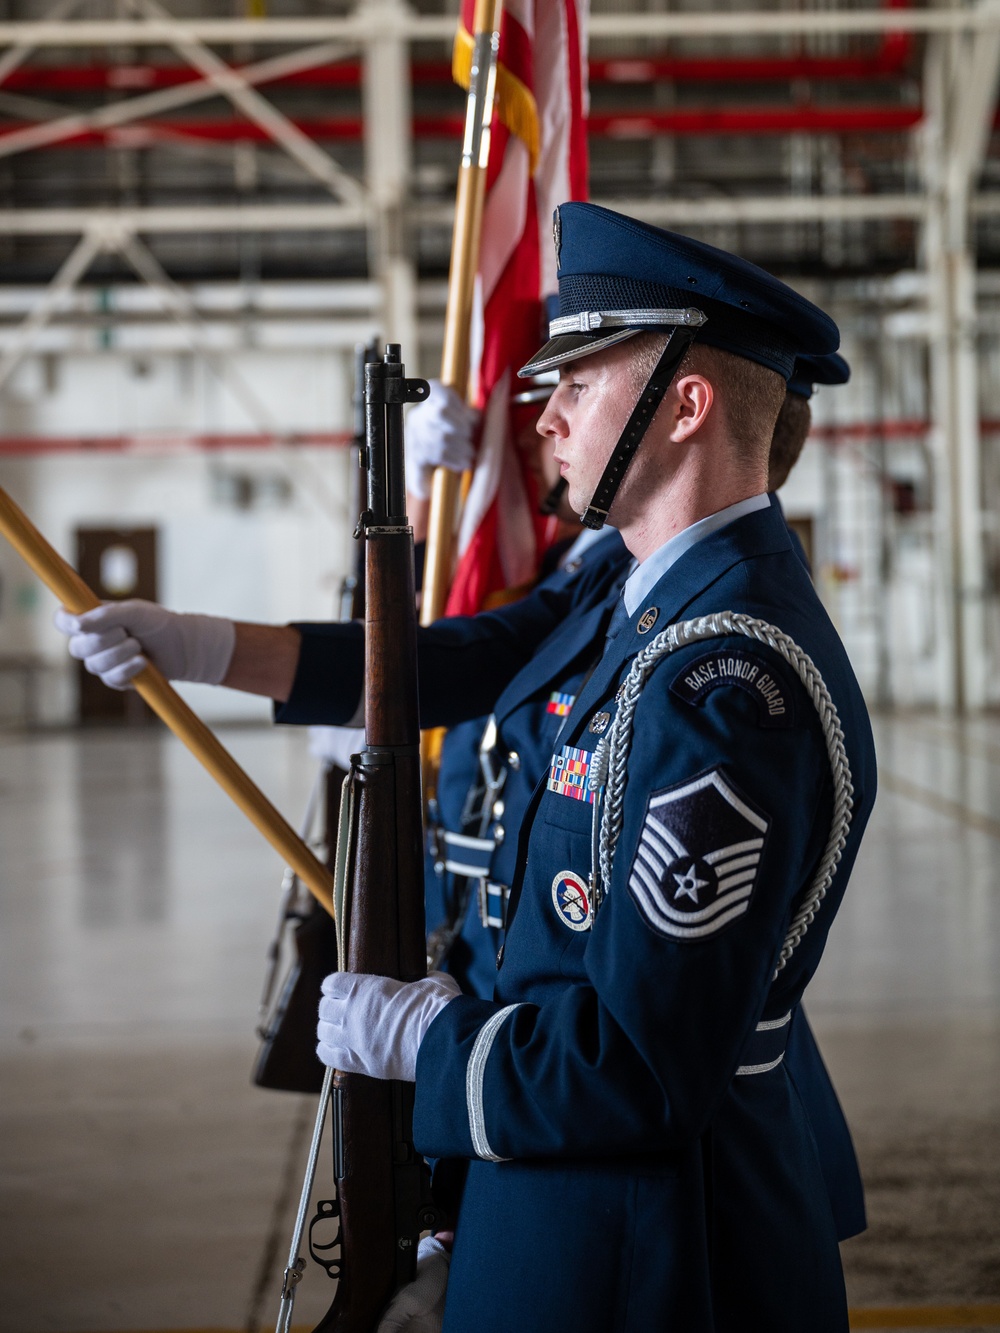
[519,202,840,381]
[786,351,850,400]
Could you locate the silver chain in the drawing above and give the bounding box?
[594,611,854,974]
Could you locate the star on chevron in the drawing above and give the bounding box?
[672,864,709,904]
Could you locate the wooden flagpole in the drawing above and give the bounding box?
[0,485,336,919]
[419,0,503,629]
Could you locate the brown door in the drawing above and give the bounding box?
[74,526,158,725]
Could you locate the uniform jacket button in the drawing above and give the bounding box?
[508,751,521,771]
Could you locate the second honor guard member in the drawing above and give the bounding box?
[313,204,877,1332]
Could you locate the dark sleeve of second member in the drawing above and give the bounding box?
[274,571,590,728]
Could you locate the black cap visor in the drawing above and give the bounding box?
[518,328,642,378]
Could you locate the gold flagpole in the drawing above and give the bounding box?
[419,0,503,793]
[420,0,503,629]
[0,486,336,919]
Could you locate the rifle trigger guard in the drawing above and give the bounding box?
[308,1196,343,1282]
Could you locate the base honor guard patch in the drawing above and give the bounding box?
[551,869,591,931]
[670,649,794,728]
[548,744,595,803]
[627,769,770,941]
[546,691,575,717]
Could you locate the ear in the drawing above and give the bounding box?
[667,374,714,443]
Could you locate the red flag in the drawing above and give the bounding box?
[445,0,589,617]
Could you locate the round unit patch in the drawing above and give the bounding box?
[551,870,592,931]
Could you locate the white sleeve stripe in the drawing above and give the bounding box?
[466,1004,526,1162]
[755,1011,791,1032]
[735,1052,786,1076]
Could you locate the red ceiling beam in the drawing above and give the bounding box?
[4,104,922,149]
[0,46,915,95]
[0,431,352,456]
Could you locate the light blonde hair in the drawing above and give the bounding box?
[627,333,785,466]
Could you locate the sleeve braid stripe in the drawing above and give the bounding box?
[466,1004,527,1162]
[597,612,853,976]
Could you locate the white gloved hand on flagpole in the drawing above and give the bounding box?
[54,600,236,689]
[405,380,479,500]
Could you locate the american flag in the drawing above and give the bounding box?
[445,0,589,617]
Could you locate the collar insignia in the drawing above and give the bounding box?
[637,607,659,635]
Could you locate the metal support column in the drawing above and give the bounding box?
[922,24,1000,712]
[361,0,418,362]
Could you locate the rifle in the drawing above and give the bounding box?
[276,344,435,1333]
[253,339,380,1094]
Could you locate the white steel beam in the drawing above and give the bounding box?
[124,0,365,206]
[0,7,999,47]
[362,0,418,360]
[116,231,343,520]
[0,40,355,162]
[0,227,102,394]
[0,0,82,87]
[0,194,947,238]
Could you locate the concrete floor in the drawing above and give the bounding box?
[0,716,998,1332]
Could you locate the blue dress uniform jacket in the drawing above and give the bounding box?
[408,498,876,1333]
[426,530,631,1000]
[277,507,867,1250]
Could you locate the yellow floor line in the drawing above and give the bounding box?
[880,769,1000,841]
[72,1311,1000,1333]
[850,1304,1000,1328]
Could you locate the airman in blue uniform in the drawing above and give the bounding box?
[310,203,877,1331]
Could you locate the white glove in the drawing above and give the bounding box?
[405,380,479,500]
[316,970,461,1082]
[54,599,236,689]
[377,1236,450,1333]
[308,726,366,770]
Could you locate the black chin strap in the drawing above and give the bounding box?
[581,326,698,531]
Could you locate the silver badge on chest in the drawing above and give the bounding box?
[589,710,611,735]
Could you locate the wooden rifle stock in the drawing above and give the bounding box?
[310,346,434,1332]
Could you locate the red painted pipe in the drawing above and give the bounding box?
[1,103,925,150]
[0,431,352,456]
[4,422,1000,459]
[0,0,915,95]
[0,44,914,95]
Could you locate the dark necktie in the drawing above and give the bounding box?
[604,595,631,646]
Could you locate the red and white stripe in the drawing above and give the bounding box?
[446,0,589,616]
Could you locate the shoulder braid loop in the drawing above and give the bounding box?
[596,611,854,975]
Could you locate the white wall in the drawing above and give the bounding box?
[0,346,357,724]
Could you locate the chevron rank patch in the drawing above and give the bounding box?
[546,691,575,717]
[628,769,770,941]
[548,744,595,803]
